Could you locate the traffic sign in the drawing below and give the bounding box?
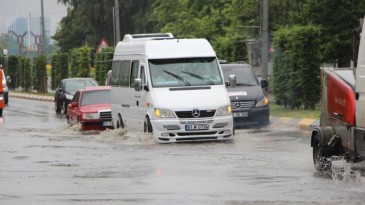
[96,38,110,53]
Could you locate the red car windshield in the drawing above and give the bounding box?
[81,90,110,106]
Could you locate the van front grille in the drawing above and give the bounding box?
[231,101,255,110]
[175,110,216,118]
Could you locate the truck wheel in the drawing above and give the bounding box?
[313,133,331,171]
[144,116,153,133]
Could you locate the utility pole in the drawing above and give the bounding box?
[261,0,269,80]
[115,0,120,43]
[113,7,116,46]
[40,0,46,55]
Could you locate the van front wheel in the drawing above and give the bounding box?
[117,115,125,129]
[144,117,153,133]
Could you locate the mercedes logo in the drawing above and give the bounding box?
[192,108,200,118]
[232,101,240,108]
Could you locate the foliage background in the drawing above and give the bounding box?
[3,0,365,109]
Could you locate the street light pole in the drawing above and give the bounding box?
[40,0,46,55]
[115,0,120,43]
[261,0,269,81]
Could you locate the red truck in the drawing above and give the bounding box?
[0,67,4,117]
[311,18,365,171]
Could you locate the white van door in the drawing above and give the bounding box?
[134,63,149,131]
[356,19,365,128]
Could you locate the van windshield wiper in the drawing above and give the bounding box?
[181,71,215,85]
[163,70,190,86]
[236,83,256,86]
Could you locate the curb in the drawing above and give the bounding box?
[9,92,54,102]
[270,116,319,131]
[9,92,319,131]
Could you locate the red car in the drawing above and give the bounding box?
[66,86,113,130]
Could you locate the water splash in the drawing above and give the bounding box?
[98,128,156,145]
[331,159,362,183]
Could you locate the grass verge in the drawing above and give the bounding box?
[270,104,321,119]
[12,91,54,97]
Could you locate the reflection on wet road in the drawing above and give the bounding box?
[0,98,364,205]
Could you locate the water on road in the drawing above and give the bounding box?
[0,98,364,205]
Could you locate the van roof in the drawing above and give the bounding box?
[114,38,216,59]
[123,33,174,42]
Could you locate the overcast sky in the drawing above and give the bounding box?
[0,0,67,35]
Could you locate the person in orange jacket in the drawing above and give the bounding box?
[0,66,4,117]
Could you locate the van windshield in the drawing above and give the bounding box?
[149,57,223,87]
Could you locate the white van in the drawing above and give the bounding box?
[110,33,234,143]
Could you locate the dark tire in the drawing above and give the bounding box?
[232,123,235,136]
[117,115,125,129]
[313,133,332,171]
[144,116,153,133]
[55,100,61,114]
[4,93,8,105]
[63,102,68,114]
[0,109,2,117]
[66,115,70,125]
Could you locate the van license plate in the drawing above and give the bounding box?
[103,121,113,127]
[185,124,209,131]
[233,112,248,117]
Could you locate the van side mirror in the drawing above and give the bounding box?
[229,75,236,87]
[260,79,268,89]
[225,81,231,87]
[134,78,142,91]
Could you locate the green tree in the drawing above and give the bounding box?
[0,33,8,50]
[7,55,18,89]
[54,0,155,52]
[95,47,114,85]
[69,44,92,78]
[34,55,47,93]
[298,0,365,67]
[51,53,69,90]
[273,25,321,109]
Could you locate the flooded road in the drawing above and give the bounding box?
[0,98,364,205]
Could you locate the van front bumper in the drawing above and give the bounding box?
[150,115,234,143]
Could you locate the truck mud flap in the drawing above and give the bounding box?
[354,127,365,157]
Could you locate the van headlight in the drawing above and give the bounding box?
[216,105,232,116]
[255,97,269,107]
[155,108,176,118]
[82,112,99,120]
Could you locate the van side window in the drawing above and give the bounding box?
[120,60,131,86]
[111,61,121,86]
[140,66,146,84]
[130,60,139,87]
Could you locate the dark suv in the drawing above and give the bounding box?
[221,63,270,128]
[54,78,98,114]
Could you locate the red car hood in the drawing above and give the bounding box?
[79,103,111,113]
